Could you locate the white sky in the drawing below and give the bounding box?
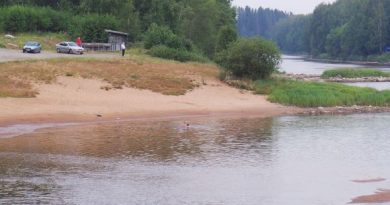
[232,0,337,14]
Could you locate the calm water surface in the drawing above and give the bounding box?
[280,55,390,90]
[1,114,389,205]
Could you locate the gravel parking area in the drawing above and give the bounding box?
[0,48,120,63]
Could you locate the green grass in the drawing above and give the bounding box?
[0,32,69,51]
[322,68,390,78]
[254,78,390,107]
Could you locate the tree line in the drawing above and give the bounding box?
[236,6,291,39]
[238,0,390,60]
[0,0,236,58]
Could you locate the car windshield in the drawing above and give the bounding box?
[68,42,78,47]
[26,42,38,46]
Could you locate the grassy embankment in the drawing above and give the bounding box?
[254,78,390,107]
[0,52,218,98]
[322,68,390,78]
[0,33,68,50]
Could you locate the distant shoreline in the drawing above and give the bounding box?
[305,57,390,67]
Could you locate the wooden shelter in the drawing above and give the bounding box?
[105,29,128,51]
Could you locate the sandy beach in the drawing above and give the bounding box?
[0,76,300,125]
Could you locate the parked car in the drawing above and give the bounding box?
[56,41,84,55]
[23,41,41,53]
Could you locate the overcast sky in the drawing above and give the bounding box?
[232,0,336,14]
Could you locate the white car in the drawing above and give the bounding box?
[56,41,84,55]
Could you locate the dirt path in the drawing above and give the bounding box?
[0,48,120,62]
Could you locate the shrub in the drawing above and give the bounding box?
[144,23,194,51]
[147,45,208,63]
[215,38,281,80]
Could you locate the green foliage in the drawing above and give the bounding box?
[322,69,390,78]
[180,0,236,57]
[0,6,68,33]
[236,6,291,38]
[254,79,390,107]
[0,6,120,43]
[216,38,281,80]
[144,24,192,51]
[147,45,209,63]
[70,14,120,43]
[272,15,311,54]
[215,26,237,53]
[367,53,390,63]
[0,0,237,56]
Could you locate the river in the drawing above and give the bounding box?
[1,114,389,205]
[1,56,389,205]
[280,55,390,91]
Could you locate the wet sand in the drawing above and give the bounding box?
[352,178,386,183]
[0,76,300,126]
[350,189,390,204]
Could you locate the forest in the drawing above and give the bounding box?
[238,0,390,61]
[0,0,236,58]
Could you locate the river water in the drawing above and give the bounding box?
[1,114,389,205]
[280,55,390,90]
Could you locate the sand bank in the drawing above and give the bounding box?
[0,76,300,126]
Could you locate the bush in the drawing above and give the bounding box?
[147,45,209,63]
[215,38,281,80]
[144,24,194,51]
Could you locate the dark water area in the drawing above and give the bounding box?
[1,114,389,204]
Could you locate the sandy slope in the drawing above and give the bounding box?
[0,76,299,125]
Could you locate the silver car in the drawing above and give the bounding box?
[56,41,84,55]
[23,41,42,53]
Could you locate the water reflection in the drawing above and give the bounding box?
[0,114,389,205]
[0,118,274,164]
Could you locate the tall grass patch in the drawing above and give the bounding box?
[322,68,390,78]
[254,79,390,107]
